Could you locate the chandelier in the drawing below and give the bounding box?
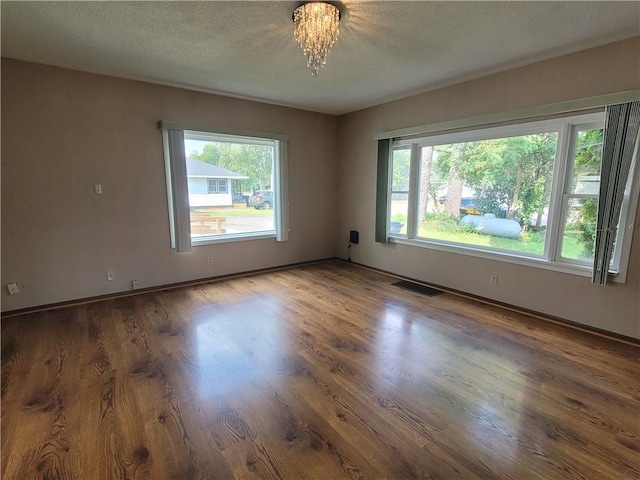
[292,2,341,77]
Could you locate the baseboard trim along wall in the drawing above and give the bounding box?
[3,257,637,347]
[346,260,640,347]
[0,258,335,319]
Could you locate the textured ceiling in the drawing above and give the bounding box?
[2,1,639,115]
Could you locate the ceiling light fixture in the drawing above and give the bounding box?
[292,2,341,77]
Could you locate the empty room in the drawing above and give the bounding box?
[2,2,639,479]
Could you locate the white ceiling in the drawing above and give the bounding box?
[2,1,639,115]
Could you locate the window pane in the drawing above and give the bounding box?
[390,193,408,235]
[570,128,603,194]
[391,148,411,192]
[184,136,275,238]
[418,132,558,256]
[560,197,597,262]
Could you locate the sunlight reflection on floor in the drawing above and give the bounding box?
[193,295,285,398]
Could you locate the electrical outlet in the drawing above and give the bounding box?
[131,280,140,290]
[490,274,499,285]
[207,256,214,266]
[106,270,115,281]
[94,183,103,195]
[6,283,20,295]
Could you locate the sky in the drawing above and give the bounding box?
[184,139,207,156]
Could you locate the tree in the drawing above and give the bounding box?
[428,132,557,230]
[418,146,434,222]
[191,142,273,193]
[457,133,557,226]
[431,144,461,215]
[392,149,411,191]
[444,143,465,216]
[573,129,603,179]
[573,129,603,253]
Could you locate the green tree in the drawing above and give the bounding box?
[418,146,434,222]
[573,129,603,179]
[457,133,557,227]
[573,129,603,253]
[191,142,273,193]
[429,133,557,231]
[431,144,470,216]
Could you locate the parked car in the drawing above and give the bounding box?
[232,192,249,205]
[249,190,273,209]
[438,195,482,215]
[459,197,482,215]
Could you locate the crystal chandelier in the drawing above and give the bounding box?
[292,2,341,77]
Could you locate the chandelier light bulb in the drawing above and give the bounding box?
[293,2,341,77]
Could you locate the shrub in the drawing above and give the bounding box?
[579,199,598,256]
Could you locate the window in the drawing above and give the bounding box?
[207,178,228,194]
[159,122,289,251]
[558,124,603,263]
[390,148,411,235]
[383,112,639,279]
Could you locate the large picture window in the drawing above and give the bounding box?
[383,111,639,280]
[159,122,289,251]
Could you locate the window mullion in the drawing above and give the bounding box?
[406,144,421,239]
[546,123,571,262]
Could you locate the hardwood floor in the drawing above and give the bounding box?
[2,261,639,479]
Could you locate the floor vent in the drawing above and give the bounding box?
[392,280,442,297]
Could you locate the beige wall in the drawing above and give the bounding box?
[1,59,338,311]
[337,37,640,339]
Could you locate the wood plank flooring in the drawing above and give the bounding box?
[2,260,639,479]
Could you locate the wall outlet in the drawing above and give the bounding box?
[131,280,140,290]
[207,256,214,266]
[106,270,115,281]
[6,283,20,295]
[490,274,499,285]
[94,183,103,195]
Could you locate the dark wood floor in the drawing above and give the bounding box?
[2,261,639,479]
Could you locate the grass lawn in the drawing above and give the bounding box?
[413,217,591,260]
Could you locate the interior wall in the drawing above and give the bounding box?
[1,59,339,311]
[337,37,640,339]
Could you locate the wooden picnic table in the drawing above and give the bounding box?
[190,215,226,234]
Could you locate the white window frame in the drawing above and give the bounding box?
[553,121,602,266]
[207,178,228,194]
[388,112,639,283]
[159,122,289,250]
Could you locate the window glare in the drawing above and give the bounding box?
[392,149,411,191]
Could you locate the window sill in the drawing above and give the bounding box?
[192,231,276,246]
[388,236,622,282]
